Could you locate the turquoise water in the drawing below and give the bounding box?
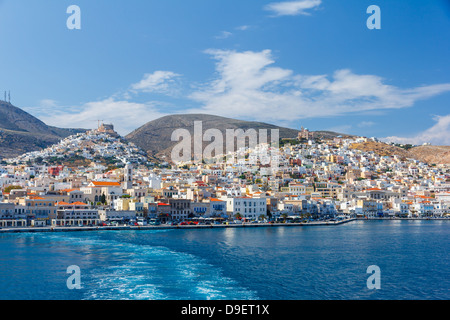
[0,220,448,300]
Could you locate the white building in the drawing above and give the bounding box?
[0,203,15,219]
[288,183,306,196]
[99,209,137,222]
[392,198,410,217]
[223,196,267,220]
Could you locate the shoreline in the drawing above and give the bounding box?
[356,217,450,221]
[1,217,448,234]
[0,218,356,233]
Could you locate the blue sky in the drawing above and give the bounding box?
[0,0,449,144]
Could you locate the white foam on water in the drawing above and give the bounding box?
[37,231,258,300]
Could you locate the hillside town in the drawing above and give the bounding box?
[5,123,148,167]
[1,124,449,229]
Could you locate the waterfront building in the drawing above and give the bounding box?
[169,199,192,221]
[0,202,15,219]
[81,181,123,204]
[98,209,136,222]
[52,201,100,226]
[18,196,57,225]
[223,196,267,220]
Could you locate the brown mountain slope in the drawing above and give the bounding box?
[126,114,301,161]
[0,101,86,159]
[409,145,450,165]
[125,114,355,163]
[0,101,51,134]
[0,128,63,159]
[349,141,411,159]
[349,141,450,164]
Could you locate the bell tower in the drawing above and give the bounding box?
[123,162,133,189]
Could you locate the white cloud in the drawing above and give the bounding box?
[325,125,352,134]
[130,71,181,95]
[37,50,450,143]
[187,49,450,125]
[40,98,166,136]
[357,121,376,128]
[264,0,322,16]
[383,115,450,146]
[23,99,59,117]
[40,99,58,108]
[236,25,250,31]
[39,71,180,136]
[215,31,233,39]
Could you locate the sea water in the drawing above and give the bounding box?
[0,220,448,300]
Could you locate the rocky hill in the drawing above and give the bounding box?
[126,114,307,161]
[6,101,447,165]
[408,145,450,165]
[8,126,147,167]
[349,140,450,164]
[0,101,86,159]
[349,141,411,159]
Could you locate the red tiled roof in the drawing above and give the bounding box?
[414,195,433,199]
[91,181,121,187]
[71,201,88,206]
[28,196,45,200]
[58,201,88,206]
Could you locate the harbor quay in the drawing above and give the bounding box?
[2,217,450,234]
[0,218,356,233]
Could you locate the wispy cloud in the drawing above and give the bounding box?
[357,121,376,128]
[187,49,450,125]
[38,49,450,141]
[383,115,450,146]
[39,99,58,108]
[264,0,322,17]
[39,98,167,135]
[23,99,59,117]
[235,25,250,31]
[215,31,233,39]
[325,125,352,134]
[130,71,182,95]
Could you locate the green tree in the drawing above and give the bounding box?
[267,209,273,220]
[3,185,22,194]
